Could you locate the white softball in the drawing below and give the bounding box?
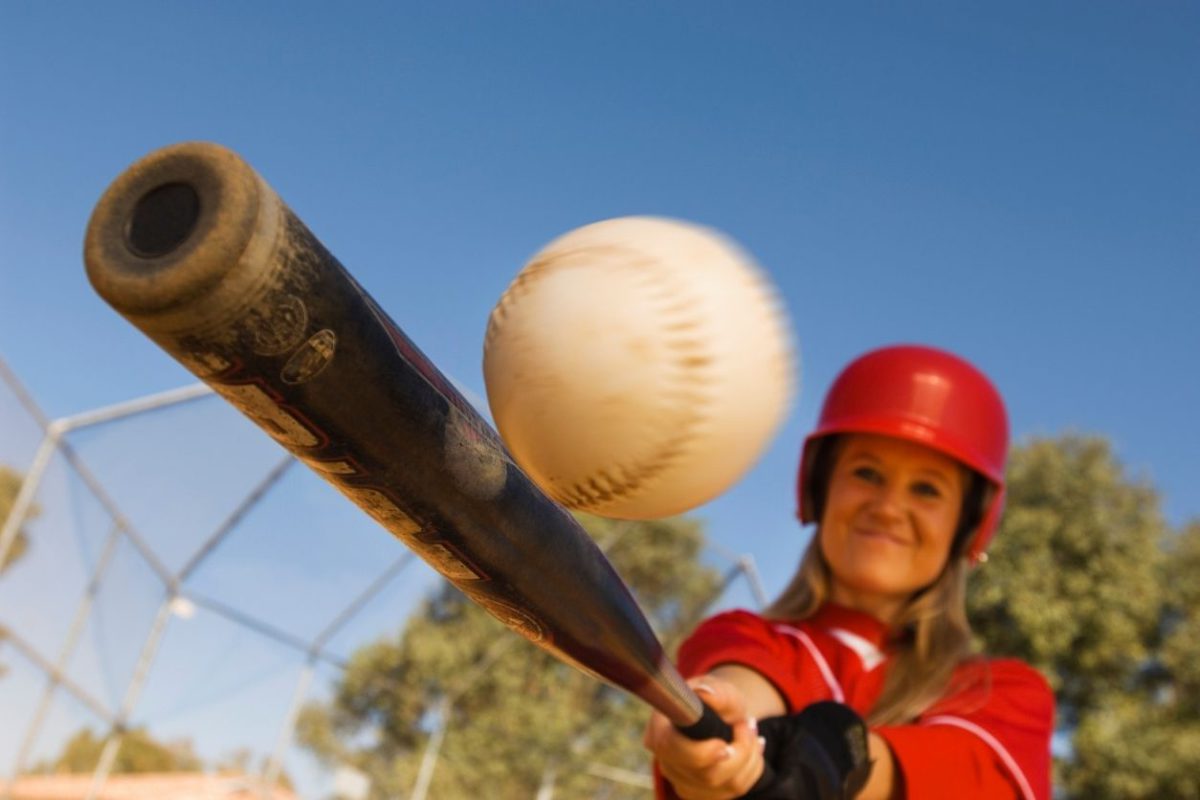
[483,216,796,519]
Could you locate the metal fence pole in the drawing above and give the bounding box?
[410,696,451,800]
[256,553,416,796]
[5,523,123,787]
[584,762,654,790]
[0,429,61,800]
[84,598,176,800]
[0,627,119,800]
[260,662,315,799]
[738,554,770,611]
[0,429,57,572]
[53,384,213,433]
[535,764,557,800]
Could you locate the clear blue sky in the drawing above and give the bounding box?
[2,3,1197,633]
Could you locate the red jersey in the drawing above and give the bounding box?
[659,605,1054,800]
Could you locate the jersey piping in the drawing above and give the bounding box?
[773,623,845,703]
[923,715,1036,800]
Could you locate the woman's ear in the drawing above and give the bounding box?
[805,435,844,525]
[951,473,990,557]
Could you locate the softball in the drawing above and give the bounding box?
[483,216,796,519]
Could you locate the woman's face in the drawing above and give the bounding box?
[819,433,967,623]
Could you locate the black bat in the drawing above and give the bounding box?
[83,141,731,742]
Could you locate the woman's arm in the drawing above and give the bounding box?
[647,667,904,800]
[644,669,779,800]
[874,660,1056,799]
[858,733,901,800]
[710,666,903,800]
[707,664,788,718]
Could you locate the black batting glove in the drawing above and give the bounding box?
[737,701,872,800]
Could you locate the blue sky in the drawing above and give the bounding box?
[1,1,1197,782]
[4,0,1198,582]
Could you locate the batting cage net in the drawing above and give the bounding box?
[0,356,767,800]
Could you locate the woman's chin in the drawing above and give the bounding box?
[830,568,916,613]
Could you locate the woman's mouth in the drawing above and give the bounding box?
[854,527,908,546]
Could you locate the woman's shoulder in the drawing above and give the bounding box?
[933,656,1056,723]
[678,609,844,708]
[677,609,806,675]
[978,658,1054,694]
[687,608,775,639]
[688,609,824,641]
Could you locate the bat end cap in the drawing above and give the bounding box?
[126,181,201,259]
[84,141,273,321]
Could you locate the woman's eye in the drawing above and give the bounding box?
[852,466,882,484]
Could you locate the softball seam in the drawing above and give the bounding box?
[486,244,715,514]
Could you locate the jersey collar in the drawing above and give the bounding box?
[810,603,891,651]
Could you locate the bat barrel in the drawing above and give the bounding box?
[84,142,708,730]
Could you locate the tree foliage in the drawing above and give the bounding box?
[1,465,37,678]
[1,464,36,573]
[1060,520,1200,799]
[37,727,203,774]
[297,515,722,799]
[969,435,1199,799]
[300,435,1197,799]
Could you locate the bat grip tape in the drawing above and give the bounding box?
[675,702,777,792]
[676,701,734,741]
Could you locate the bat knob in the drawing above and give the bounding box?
[84,141,284,332]
[126,181,201,259]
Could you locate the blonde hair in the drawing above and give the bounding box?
[765,541,977,725]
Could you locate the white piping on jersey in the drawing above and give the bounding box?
[768,622,1035,799]
[828,627,887,671]
[773,624,845,703]
[923,715,1037,800]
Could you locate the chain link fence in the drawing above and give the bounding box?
[0,357,766,799]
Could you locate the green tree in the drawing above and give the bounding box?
[1062,520,1200,799]
[1,465,38,678]
[38,727,203,774]
[296,515,722,799]
[969,434,1199,798]
[969,435,1164,716]
[1,464,36,573]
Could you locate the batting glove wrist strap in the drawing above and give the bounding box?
[738,702,871,800]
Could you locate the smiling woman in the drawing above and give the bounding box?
[644,345,1055,800]
[818,434,969,622]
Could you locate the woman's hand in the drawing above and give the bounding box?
[643,676,767,800]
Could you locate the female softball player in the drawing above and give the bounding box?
[644,345,1055,799]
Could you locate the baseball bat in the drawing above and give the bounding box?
[82,142,731,742]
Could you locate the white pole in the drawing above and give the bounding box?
[55,383,213,433]
[535,764,557,800]
[85,600,175,800]
[410,697,450,800]
[738,555,770,610]
[261,663,315,799]
[0,431,57,571]
[6,525,122,786]
[585,762,654,789]
[84,735,124,800]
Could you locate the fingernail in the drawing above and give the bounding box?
[722,745,735,760]
[758,736,766,753]
[694,683,715,697]
[748,717,758,734]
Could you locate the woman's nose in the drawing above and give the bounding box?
[866,482,906,521]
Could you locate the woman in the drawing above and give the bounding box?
[644,345,1055,800]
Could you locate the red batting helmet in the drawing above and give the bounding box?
[797,345,1009,564]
